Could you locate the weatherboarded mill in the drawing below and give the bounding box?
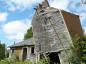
[32,0,83,64]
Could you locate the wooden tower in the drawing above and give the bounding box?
[32,0,83,64]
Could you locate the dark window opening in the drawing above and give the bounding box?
[48,52,60,64]
[40,10,44,13]
[40,53,44,59]
[22,48,27,61]
[39,43,41,51]
[40,10,45,16]
[12,49,14,53]
[61,21,64,24]
[56,10,59,13]
[41,13,45,16]
[31,47,34,54]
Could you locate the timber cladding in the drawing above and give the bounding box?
[13,47,22,58]
[14,48,22,56]
[61,10,83,38]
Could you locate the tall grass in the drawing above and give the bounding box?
[0,58,50,64]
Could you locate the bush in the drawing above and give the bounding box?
[37,58,50,64]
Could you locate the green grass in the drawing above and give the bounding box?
[0,58,50,64]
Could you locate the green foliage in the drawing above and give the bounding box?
[0,59,32,64]
[0,43,5,61]
[72,36,86,64]
[10,53,19,61]
[24,27,33,40]
[0,58,50,64]
[69,51,80,64]
[79,37,86,64]
[6,51,9,58]
[37,58,50,64]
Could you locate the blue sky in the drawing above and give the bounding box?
[0,0,86,46]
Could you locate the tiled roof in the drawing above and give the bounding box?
[10,38,34,48]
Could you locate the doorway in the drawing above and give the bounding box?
[48,52,60,64]
[22,48,27,61]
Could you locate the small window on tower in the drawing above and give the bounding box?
[40,10,45,13]
[40,10,45,16]
[61,21,64,24]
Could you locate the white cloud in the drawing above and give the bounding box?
[7,0,44,12]
[50,0,69,10]
[3,20,31,42]
[80,13,86,35]
[0,13,8,22]
[8,5,16,12]
[80,13,86,24]
[83,27,86,35]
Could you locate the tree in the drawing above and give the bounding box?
[0,43,5,61]
[78,36,86,63]
[72,36,86,64]
[24,27,33,40]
